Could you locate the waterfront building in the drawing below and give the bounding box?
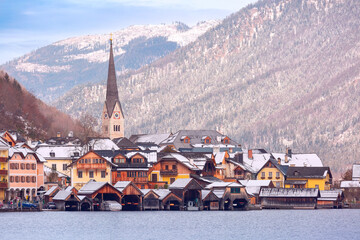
[259,188,320,209]
[69,151,113,190]
[7,146,46,200]
[317,190,344,209]
[284,167,332,190]
[53,189,82,211]
[201,189,221,210]
[44,185,61,203]
[169,178,203,210]
[101,36,125,139]
[238,180,274,205]
[256,157,288,188]
[0,138,9,201]
[205,181,248,210]
[114,181,143,210]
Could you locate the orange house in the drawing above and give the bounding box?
[8,147,46,201]
[111,152,149,189]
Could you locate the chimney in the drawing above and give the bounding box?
[277,157,281,165]
[248,149,253,160]
[56,132,61,138]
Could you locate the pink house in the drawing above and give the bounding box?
[7,147,46,201]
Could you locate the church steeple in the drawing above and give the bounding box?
[101,35,125,139]
[105,36,123,117]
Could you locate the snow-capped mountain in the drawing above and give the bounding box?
[1,20,219,101]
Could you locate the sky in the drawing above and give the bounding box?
[0,0,258,64]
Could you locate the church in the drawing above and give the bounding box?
[101,36,125,139]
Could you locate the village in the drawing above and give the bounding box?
[0,37,358,212]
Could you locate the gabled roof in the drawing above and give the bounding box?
[53,190,79,201]
[286,167,331,179]
[318,190,343,201]
[257,157,288,176]
[44,186,60,196]
[112,137,139,149]
[9,147,46,163]
[205,181,242,189]
[0,137,10,150]
[113,181,142,195]
[129,133,171,145]
[158,153,199,171]
[271,153,323,167]
[169,178,202,190]
[160,130,240,150]
[36,144,82,159]
[153,189,172,200]
[77,181,108,195]
[259,188,319,198]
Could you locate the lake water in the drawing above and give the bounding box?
[1,209,360,240]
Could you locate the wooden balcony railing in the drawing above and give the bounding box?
[77,163,107,169]
[160,169,178,175]
[0,157,7,163]
[122,177,148,183]
[116,163,148,168]
[0,182,8,188]
[0,169,8,175]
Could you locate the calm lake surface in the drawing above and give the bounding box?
[1,209,360,240]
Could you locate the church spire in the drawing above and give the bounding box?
[105,35,123,117]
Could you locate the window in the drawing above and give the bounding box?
[21,176,25,183]
[21,163,25,170]
[26,176,30,183]
[261,172,265,178]
[276,182,280,188]
[151,174,157,182]
[63,164,67,171]
[32,176,36,183]
[165,165,169,170]
[101,171,106,178]
[268,172,272,178]
[50,151,55,157]
[170,178,176,184]
[89,171,94,178]
[78,171,83,178]
[26,163,30,170]
[172,165,177,170]
[73,152,79,157]
[15,176,19,182]
[10,176,14,182]
[32,164,36,170]
[231,188,241,193]
[276,172,280,178]
[52,164,56,170]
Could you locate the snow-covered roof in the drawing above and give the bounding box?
[201,190,212,200]
[206,181,242,189]
[169,178,193,189]
[271,153,323,167]
[113,181,131,192]
[239,180,272,187]
[160,153,199,171]
[260,188,319,198]
[9,147,46,162]
[0,138,10,150]
[53,190,72,201]
[340,181,360,188]
[213,189,225,199]
[214,152,226,165]
[36,144,82,159]
[44,186,59,196]
[318,190,342,201]
[78,181,107,195]
[131,134,170,145]
[87,139,119,151]
[153,189,171,200]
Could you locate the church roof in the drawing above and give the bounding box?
[105,39,124,117]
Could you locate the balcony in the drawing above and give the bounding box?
[0,169,8,175]
[77,163,107,170]
[116,163,148,168]
[160,169,178,175]
[0,182,8,188]
[0,157,7,163]
[122,177,148,183]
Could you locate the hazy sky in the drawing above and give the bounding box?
[0,0,258,64]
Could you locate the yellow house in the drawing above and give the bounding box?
[256,158,288,188]
[285,167,332,190]
[36,144,82,177]
[0,138,10,201]
[69,151,113,190]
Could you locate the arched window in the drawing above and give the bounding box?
[26,163,30,170]
[10,176,14,182]
[21,163,25,170]
[15,176,19,182]
[21,176,25,183]
[32,176,36,183]
[26,176,30,183]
